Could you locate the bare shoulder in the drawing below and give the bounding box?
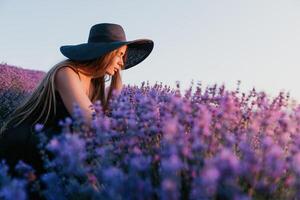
[55,66,80,85]
[54,66,83,104]
[54,66,83,93]
[54,66,94,122]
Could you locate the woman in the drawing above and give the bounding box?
[0,23,154,177]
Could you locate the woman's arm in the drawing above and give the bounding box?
[115,71,123,94]
[55,67,95,125]
[105,72,123,99]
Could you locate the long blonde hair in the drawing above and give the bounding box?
[0,47,127,135]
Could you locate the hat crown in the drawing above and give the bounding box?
[88,23,127,43]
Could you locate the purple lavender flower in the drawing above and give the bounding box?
[34,123,44,132]
[292,152,300,174]
[0,179,27,200]
[41,172,66,200]
[46,134,87,175]
[1,65,300,199]
[160,178,180,200]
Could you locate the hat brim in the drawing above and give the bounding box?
[60,39,154,70]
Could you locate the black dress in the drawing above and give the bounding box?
[0,90,72,177]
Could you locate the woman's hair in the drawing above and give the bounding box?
[0,47,127,135]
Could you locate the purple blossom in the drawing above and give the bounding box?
[292,152,300,174]
[0,179,27,200]
[201,166,220,184]
[34,123,44,132]
[1,65,300,199]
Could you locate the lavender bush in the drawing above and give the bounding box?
[1,64,300,199]
[0,63,45,127]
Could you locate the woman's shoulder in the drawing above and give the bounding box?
[55,65,81,82]
[54,66,83,91]
[56,65,79,75]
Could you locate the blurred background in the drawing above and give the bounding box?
[1,0,300,102]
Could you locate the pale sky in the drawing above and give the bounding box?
[1,0,300,103]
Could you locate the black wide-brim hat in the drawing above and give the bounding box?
[60,23,154,70]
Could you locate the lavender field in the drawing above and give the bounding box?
[0,64,45,128]
[1,63,300,199]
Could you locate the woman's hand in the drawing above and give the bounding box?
[105,70,123,100]
[115,70,123,95]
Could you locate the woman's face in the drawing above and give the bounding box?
[105,45,128,76]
